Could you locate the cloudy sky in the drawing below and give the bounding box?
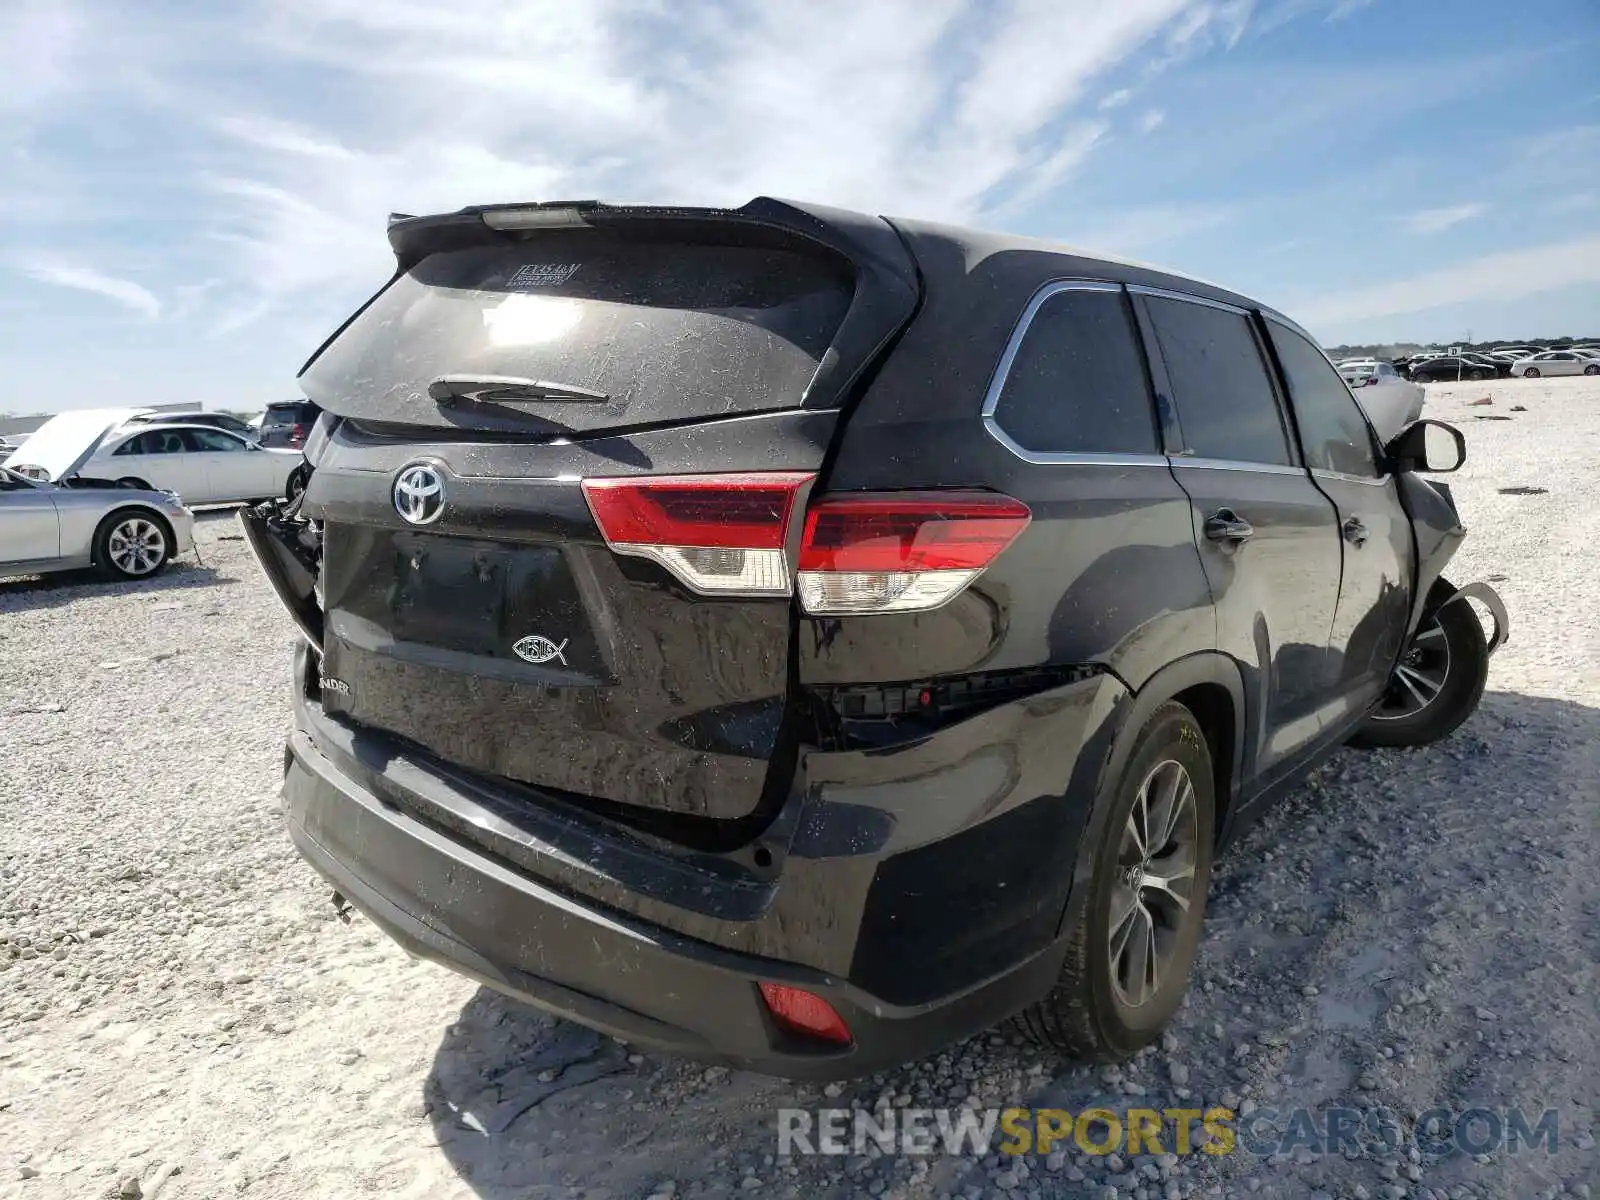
[2,0,1597,414]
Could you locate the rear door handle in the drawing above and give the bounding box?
[1203,508,1255,543]
[1342,516,1368,546]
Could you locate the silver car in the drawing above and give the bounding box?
[1,467,195,580]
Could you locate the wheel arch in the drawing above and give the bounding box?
[92,504,176,567]
[1057,652,1247,938]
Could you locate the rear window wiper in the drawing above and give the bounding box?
[427,375,610,406]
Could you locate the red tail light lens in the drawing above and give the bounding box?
[758,982,852,1046]
[582,473,814,596]
[796,491,1030,614]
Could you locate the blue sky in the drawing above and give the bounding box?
[2,0,1597,415]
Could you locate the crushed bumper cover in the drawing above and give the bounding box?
[283,726,1070,1080]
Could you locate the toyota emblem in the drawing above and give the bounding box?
[393,464,445,525]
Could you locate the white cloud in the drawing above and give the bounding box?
[1060,202,1239,255]
[20,262,161,318]
[1294,236,1600,326]
[0,1,83,114]
[1139,108,1167,133]
[0,0,1301,336]
[213,115,355,161]
[1402,202,1489,235]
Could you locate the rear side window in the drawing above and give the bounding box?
[300,232,854,433]
[116,431,183,455]
[1268,321,1381,477]
[1144,296,1291,465]
[186,429,247,452]
[988,287,1158,455]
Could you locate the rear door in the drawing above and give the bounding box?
[184,428,264,501]
[1133,288,1344,776]
[296,206,916,826]
[109,430,210,500]
[1264,317,1412,724]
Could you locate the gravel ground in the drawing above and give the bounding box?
[2,376,1596,1200]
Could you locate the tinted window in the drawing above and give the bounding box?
[264,403,310,424]
[116,431,185,455]
[1144,296,1291,465]
[990,288,1158,455]
[300,232,853,433]
[1268,321,1380,477]
[186,429,245,452]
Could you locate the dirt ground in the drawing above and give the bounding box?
[2,376,1596,1200]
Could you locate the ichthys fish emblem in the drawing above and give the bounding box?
[513,635,569,666]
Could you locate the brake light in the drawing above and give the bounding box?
[582,473,813,596]
[289,424,306,446]
[758,982,852,1045]
[796,492,1030,615]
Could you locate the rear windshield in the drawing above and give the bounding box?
[300,232,854,434]
[265,403,313,423]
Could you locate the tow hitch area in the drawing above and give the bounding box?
[1444,580,1510,655]
[238,498,323,651]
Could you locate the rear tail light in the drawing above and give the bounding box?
[582,473,814,596]
[758,982,852,1045]
[797,492,1030,614]
[289,424,306,447]
[583,476,1029,613]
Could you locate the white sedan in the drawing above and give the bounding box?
[84,424,306,504]
[1510,350,1600,379]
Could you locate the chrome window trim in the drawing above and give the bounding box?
[1311,468,1391,486]
[1168,456,1305,476]
[980,280,1170,467]
[1126,284,1253,317]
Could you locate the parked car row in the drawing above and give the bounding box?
[1,407,311,581]
[1363,346,1600,382]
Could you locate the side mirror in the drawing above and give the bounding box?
[1387,419,1465,473]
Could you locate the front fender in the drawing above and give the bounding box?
[1397,472,1466,637]
[1439,579,1510,655]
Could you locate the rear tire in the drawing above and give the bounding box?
[1469,369,1486,381]
[93,508,172,580]
[286,464,309,503]
[1349,585,1488,748]
[1585,364,1599,376]
[1017,702,1215,1060]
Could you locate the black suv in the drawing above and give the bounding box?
[243,198,1508,1079]
[257,400,322,449]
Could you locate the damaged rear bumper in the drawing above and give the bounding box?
[282,723,1069,1080]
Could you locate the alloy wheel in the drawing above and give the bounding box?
[1372,615,1451,721]
[107,517,167,577]
[1108,758,1199,1008]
